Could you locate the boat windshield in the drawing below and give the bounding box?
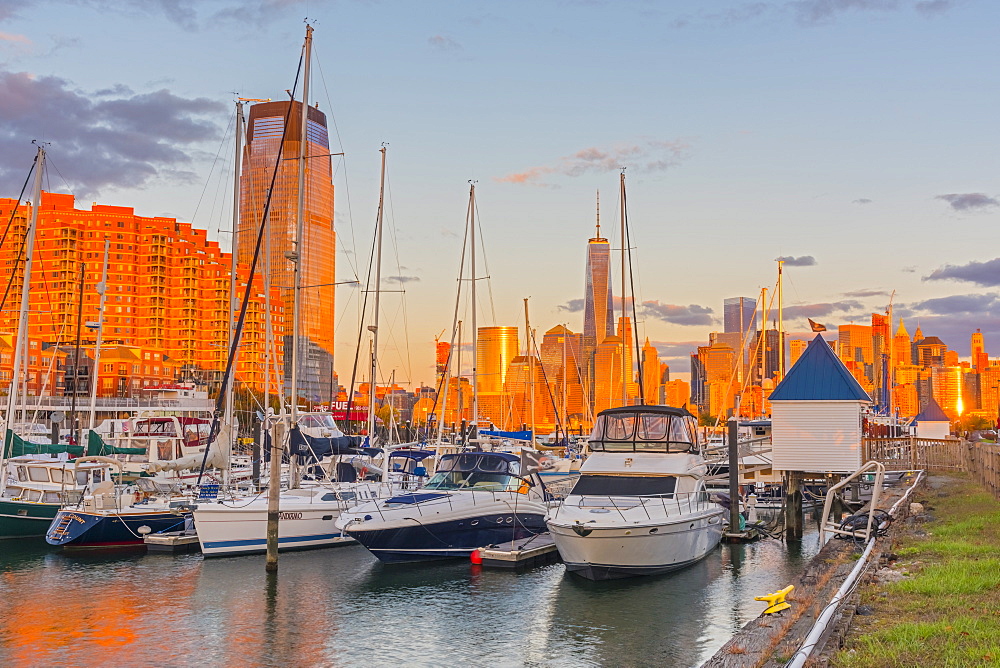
[589,411,697,453]
[570,474,677,497]
[299,414,338,429]
[424,453,522,492]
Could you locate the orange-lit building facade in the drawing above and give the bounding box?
[0,192,282,396]
[239,101,335,403]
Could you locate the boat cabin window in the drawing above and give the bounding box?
[299,414,337,429]
[424,454,521,492]
[589,412,697,453]
[43,492,61,503]
[27,467,50,483]
[134,420,177,437]
[16,466,28,482]
[571,474,677,497]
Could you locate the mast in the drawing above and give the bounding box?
[287,24,313,490]
[562,326,568,442]
[524,298,534,441]
[290,24,313,427]
[455,320,463,437]
[777,259,785,381]
[368,146,387,458]
[1,144,44,485]
[68,261,86,448]
[86,239,110,432]
[469,183,479,441]
[223,100,245,485]
[619,172,627,407]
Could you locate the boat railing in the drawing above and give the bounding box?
[365,484,539,522]
[549,490,716,523]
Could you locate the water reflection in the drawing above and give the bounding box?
[0,529,820,668]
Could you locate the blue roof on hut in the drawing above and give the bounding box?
[914,397,950,422]
[769,334,871,402]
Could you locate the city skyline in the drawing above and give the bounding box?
[1,1,999,388]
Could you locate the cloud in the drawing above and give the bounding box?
[915,0,953,14]
[428,35,462,51]
[907,293,1000,316]
[649,340,703,363]
[790,0,902,25]
[0,31,31,46]
[384,275,420,284]
[852,198,872,205]
[783,300,864,318]
[842,289,890,298]
[640,300,715,326]
[0,70,224,199]
[497,139,690,186]
[776,255,817,266]
[935,193,999,211]
[925,259,1000,287]
[557,298,586,313]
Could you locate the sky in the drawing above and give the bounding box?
[2,0,999,387]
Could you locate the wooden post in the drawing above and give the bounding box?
[252,416,261,490]
[727,418,741,532]
[910,434,918,471]
[784,471,803,540]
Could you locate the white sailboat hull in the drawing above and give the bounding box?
[193,485,385,556]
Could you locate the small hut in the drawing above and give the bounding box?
[913,397,951,439]
[769,334,872,473]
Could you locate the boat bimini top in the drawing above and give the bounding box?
[587,405,700,454]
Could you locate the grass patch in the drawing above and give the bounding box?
[833,476,1000,667]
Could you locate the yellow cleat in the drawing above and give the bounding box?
[755,585,794,614]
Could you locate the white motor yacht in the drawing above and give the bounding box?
[546,405,725,580]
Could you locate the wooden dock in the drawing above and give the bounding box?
[144,531,201,554]
[477,533,560,569]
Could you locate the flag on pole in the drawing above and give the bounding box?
[808,318,827,332]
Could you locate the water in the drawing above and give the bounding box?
[0,532,819,667]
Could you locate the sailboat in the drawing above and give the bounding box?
[544,172,725,579]
[192,36,410,554]
[336,183,551,562]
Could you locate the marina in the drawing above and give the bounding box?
[0,522,823,667]
[1,2,999,666]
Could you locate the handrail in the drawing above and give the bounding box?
[73,455,123,471]
[818,460,884,544]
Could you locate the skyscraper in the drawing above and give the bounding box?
[972,329,988,372]
[475,326,519,394]
[239,100,336,402]
[583,196,614,354]
[724,297,757,335]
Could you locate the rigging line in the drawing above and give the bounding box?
[426,202,472,438]
[471,195,497,325]
[190,110,237,228]
[530,328,563,439]
[383,167,414,386]
[0,160,37,319]
[343,161,383,426]
[312,49,361,285]
[622,181,644,404]
[195,49,305,486]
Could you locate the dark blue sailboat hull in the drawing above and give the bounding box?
[46,509,188,547]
